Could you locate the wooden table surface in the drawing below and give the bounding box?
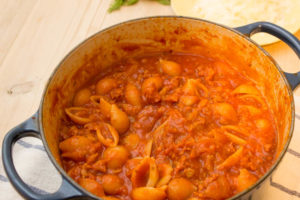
[0,0,299,146]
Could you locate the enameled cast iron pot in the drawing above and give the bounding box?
[2,17,300,200]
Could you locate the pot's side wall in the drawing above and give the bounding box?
[42,17,291,173]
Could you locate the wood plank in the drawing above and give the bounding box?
[0,0,299,145]
[0,0,102,143]
[0,0,38,65]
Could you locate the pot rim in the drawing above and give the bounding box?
[38,16,295,199]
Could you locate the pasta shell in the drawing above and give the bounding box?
[223,131,246,145]
[156,163,173,187]
[131,187,166,200]
[142,77,163,93]
[182,79,199,96]
[125,83,142,107]
[102,196,120,200]
[73,88,91,106]
[79,178,105,197]
[59,135,93,161]
[152,120,169,148]
[167,178,195,200]
[142,76,163,103]
[131,157,159,188]
[238,105,261,116]
[103,146,129,170]
[217,147,244,170]
[125,158,143,177]
[90,95,112,118]
[111,104,130,134]
[92,159,107,172]
[214,103,237,125]
[159,59,182,76]
[222,125,249,137]
[179,95,199,106]
[233,84,260,95]
[182,79,208,97]
[96,78,117,95]
[95,122,119,147]
[237,169,258,192]
[122,133,140,150]
[195,81,209,97]
[144,139,153,157]
[65,107,91,125]
[238,94,265,106]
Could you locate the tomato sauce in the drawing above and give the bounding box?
[59,52,277,200]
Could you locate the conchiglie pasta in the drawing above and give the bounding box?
[111,104,130,134]
[122,133,140,150]
[90,95,112,118]
[102,174,124,195]
[237,169,258,193]
[179,95,199,106]
[144,139,153,157]
[131,157,159,188]
[92,159,107,172]
[73,88,91,106]
[217,147,244,170]
[79,178,104,197]
[214,103,237,124]
[142,77,163,91]
[59,52,277,200]
[182,79,198,95]
[223,131,246,145]
[87,122,119,147]
[102,197,120,200]
[59,135,95,161]
[238,105,261,116]
[159,59,182,76]
[156,163,173,187]
[103,146,129,170]
[96,78,117,95]
[233,84,260,95]
[125,83,142,107]
[65,107,91,125]
[221,125,249,137]
[131,187,166,200]
[125,158,143,177]
[238,94,265,106]
[182,79,208,97]
[142,76,163,102]
[167,178,195,200]
[204,175,231,199]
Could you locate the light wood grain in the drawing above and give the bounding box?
[0,0,299,146]
[0,0,38,65]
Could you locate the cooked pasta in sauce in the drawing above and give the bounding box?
[59,52,277,200]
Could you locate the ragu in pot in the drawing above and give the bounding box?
[59,52,278,200]
[2,17,300,200]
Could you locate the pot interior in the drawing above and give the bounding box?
[41,16,292,188]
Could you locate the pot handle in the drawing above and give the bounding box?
[1,112,87,200]
[235,22,300,90]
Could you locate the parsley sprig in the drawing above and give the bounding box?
[108,0,170,12]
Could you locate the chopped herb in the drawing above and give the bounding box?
[108,0,170,12]
[126,0,139,5]
[108,0,125,13]
[158,0,170,5]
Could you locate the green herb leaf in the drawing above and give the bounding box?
[157,0,170,5]
[108,0,170,13]
[108,0,125,13]
[127,0,139,5]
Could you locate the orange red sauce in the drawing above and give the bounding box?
[59,52,277,200]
